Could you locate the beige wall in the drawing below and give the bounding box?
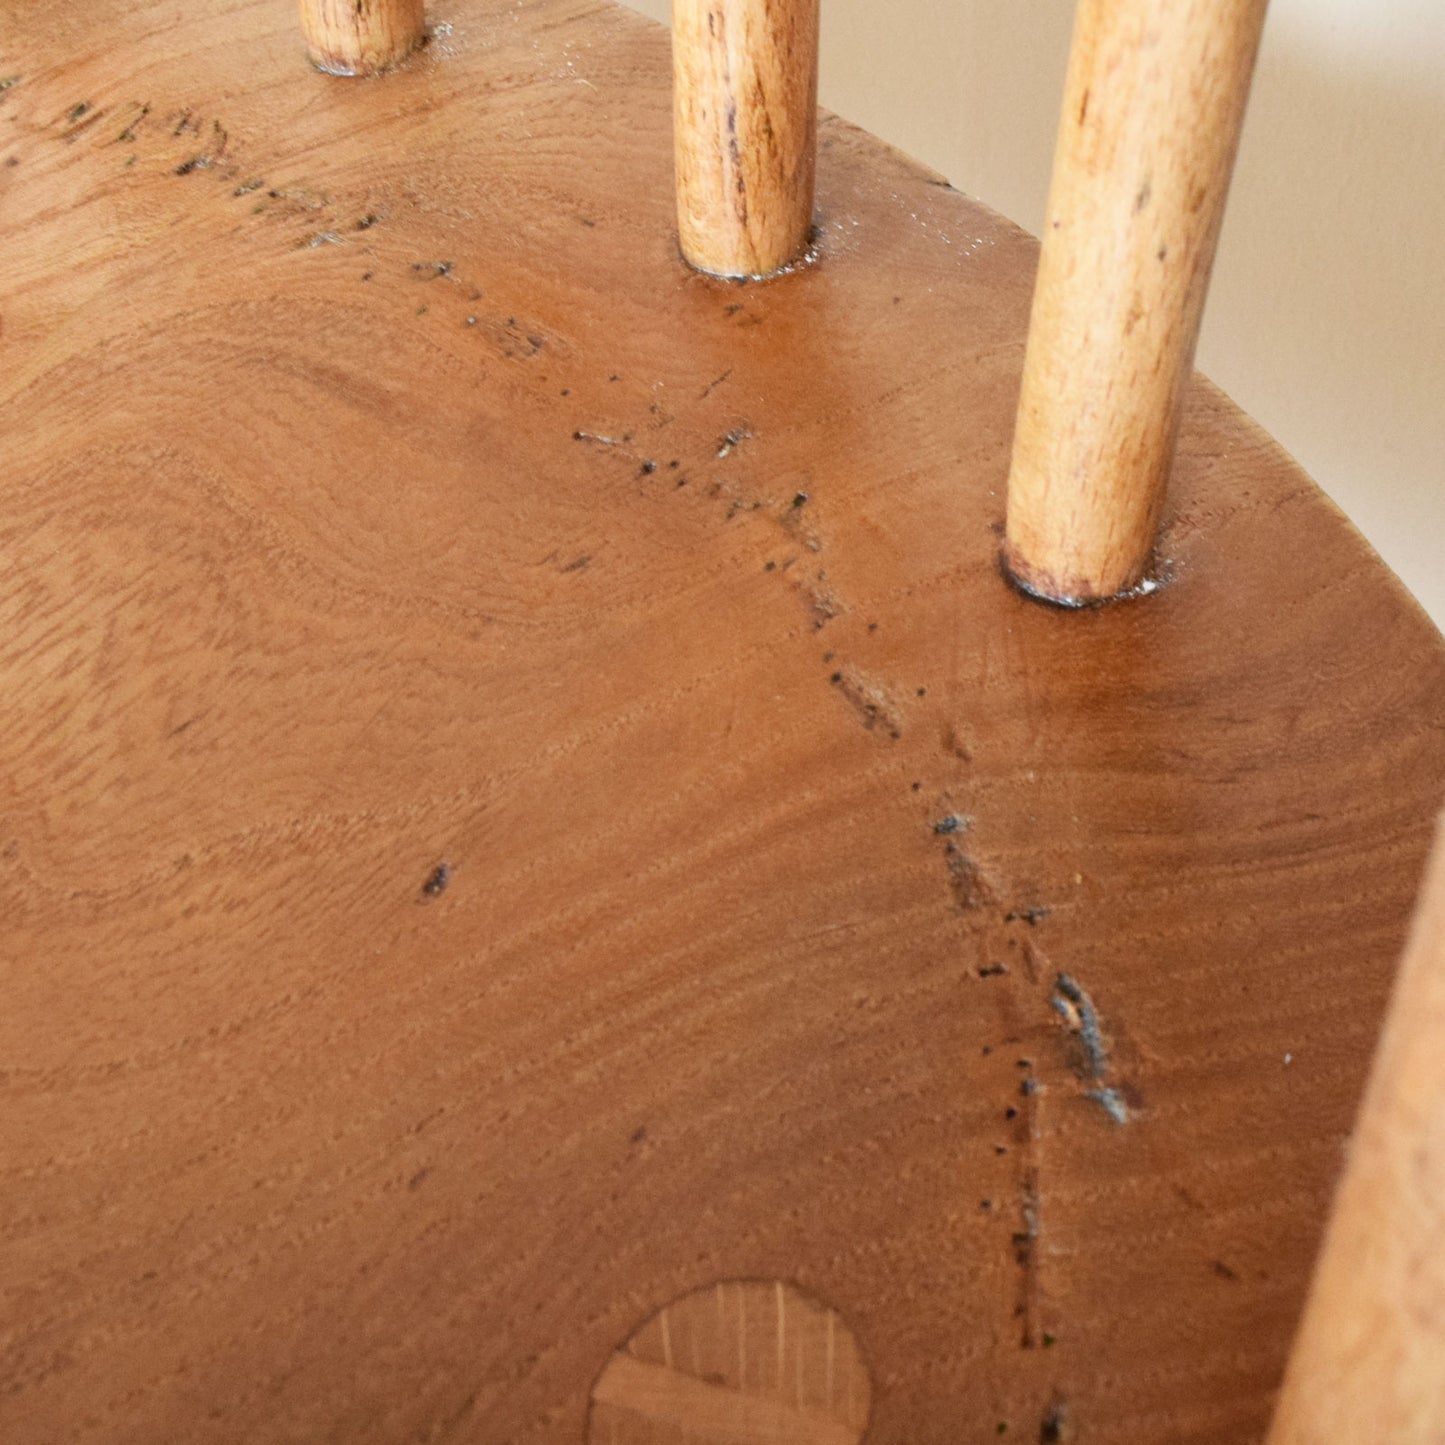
[628,0,1444,629]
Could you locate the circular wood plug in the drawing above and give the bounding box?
[589,1280,870,1443]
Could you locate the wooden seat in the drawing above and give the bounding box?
[2,1,1443,1440]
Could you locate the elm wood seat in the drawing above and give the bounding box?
[2,0,1443,1440]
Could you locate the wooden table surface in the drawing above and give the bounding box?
[3,2,1443,1441]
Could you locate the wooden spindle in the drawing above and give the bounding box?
[299,0,426,77]
[1003,0,1269,604]
[1267,819,1445,1445]
[672,0,820,278]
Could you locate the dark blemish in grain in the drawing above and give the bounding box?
[0,77,21,94]
[791,491,809,508]
[1157,244,1168,261]
[946,848,994,909]
[560,555,591,573]
[700,368,732,399]
[114,104,149,144]
[67,101,91,122]
[807,586,842,630]
[411,260,454,278]
[867,621,878,632]
[933,814,968,836]
[422,863,450,898]
[1006,906,1050,926]
[1040,1400,1071,1442]
[943,724,972,761]
[168,717,198,738]
[1085,1087,1129,1125]
[1134,178,1151,212]
[174,154,211,175]
[1078,87,1090,124]
[978,963,1008,978]
[724,302,744,316]
[639,460,656,475]
[916,687,927,697]
[1051,974,1109,1079]
[1213,1260,1239,1282]
[630,1125,647,1144]
[407,1166,433,1190]
[62,103,105,141]
[234,176,264,195]
[716,426,750,458]
[356,212,380,230]
[1012,1167,1043,1348]
[361,271,373,281]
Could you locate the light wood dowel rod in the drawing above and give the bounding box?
[672,0,820,278]
[1267,818,1445,1445]
[299,0,426,77]
[1004,0,1269,604]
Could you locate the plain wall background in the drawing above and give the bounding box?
[626,0,1443,628]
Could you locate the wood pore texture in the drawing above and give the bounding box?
[1,2,1443,1442]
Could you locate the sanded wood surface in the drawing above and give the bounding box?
[1267,819,1445,1445]
[1,1,1443,1442]
[672,0,819,276]
[1005,0,1269,603]
[299,0,427,76]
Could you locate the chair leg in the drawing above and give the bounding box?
[671,0,820,278]
[299,0,427,77]
[1004,0,1269,604]
[1268,818,1445,1444]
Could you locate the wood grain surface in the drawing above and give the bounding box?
[1,1,1443,1442]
